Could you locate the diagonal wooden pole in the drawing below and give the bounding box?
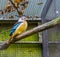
[0,17,60,50]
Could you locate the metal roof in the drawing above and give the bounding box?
[0,0,47,20]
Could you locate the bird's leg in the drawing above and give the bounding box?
[8,34,20,44]
[7,36,13,44]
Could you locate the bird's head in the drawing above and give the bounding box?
[18,16,27,22]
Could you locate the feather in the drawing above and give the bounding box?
[10,22,23,36]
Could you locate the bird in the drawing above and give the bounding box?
[8,16,28,43]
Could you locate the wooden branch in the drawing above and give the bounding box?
[0,17,60,50]
[10,17,60,43]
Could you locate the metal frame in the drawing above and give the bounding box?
[41,0,53,57]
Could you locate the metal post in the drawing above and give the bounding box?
[41,0,53,57]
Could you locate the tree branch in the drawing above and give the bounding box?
[10,17,60,43]
[0,17,60,50]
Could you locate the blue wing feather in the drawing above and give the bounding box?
[10,22,22,36]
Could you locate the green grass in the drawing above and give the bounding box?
[0,44,42,57]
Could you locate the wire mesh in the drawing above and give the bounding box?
[47,25,60,42]
[0,24,11,41]
[45,0,60,42]
[45,0,60,57]
[49,44,60,57]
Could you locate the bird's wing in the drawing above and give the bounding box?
[10,22,22,36]
[11,21,27,38]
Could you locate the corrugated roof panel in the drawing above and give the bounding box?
[0,0,47,20]
[45,0,60,20]
[0,0,7,10]
[24,0,43,16]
